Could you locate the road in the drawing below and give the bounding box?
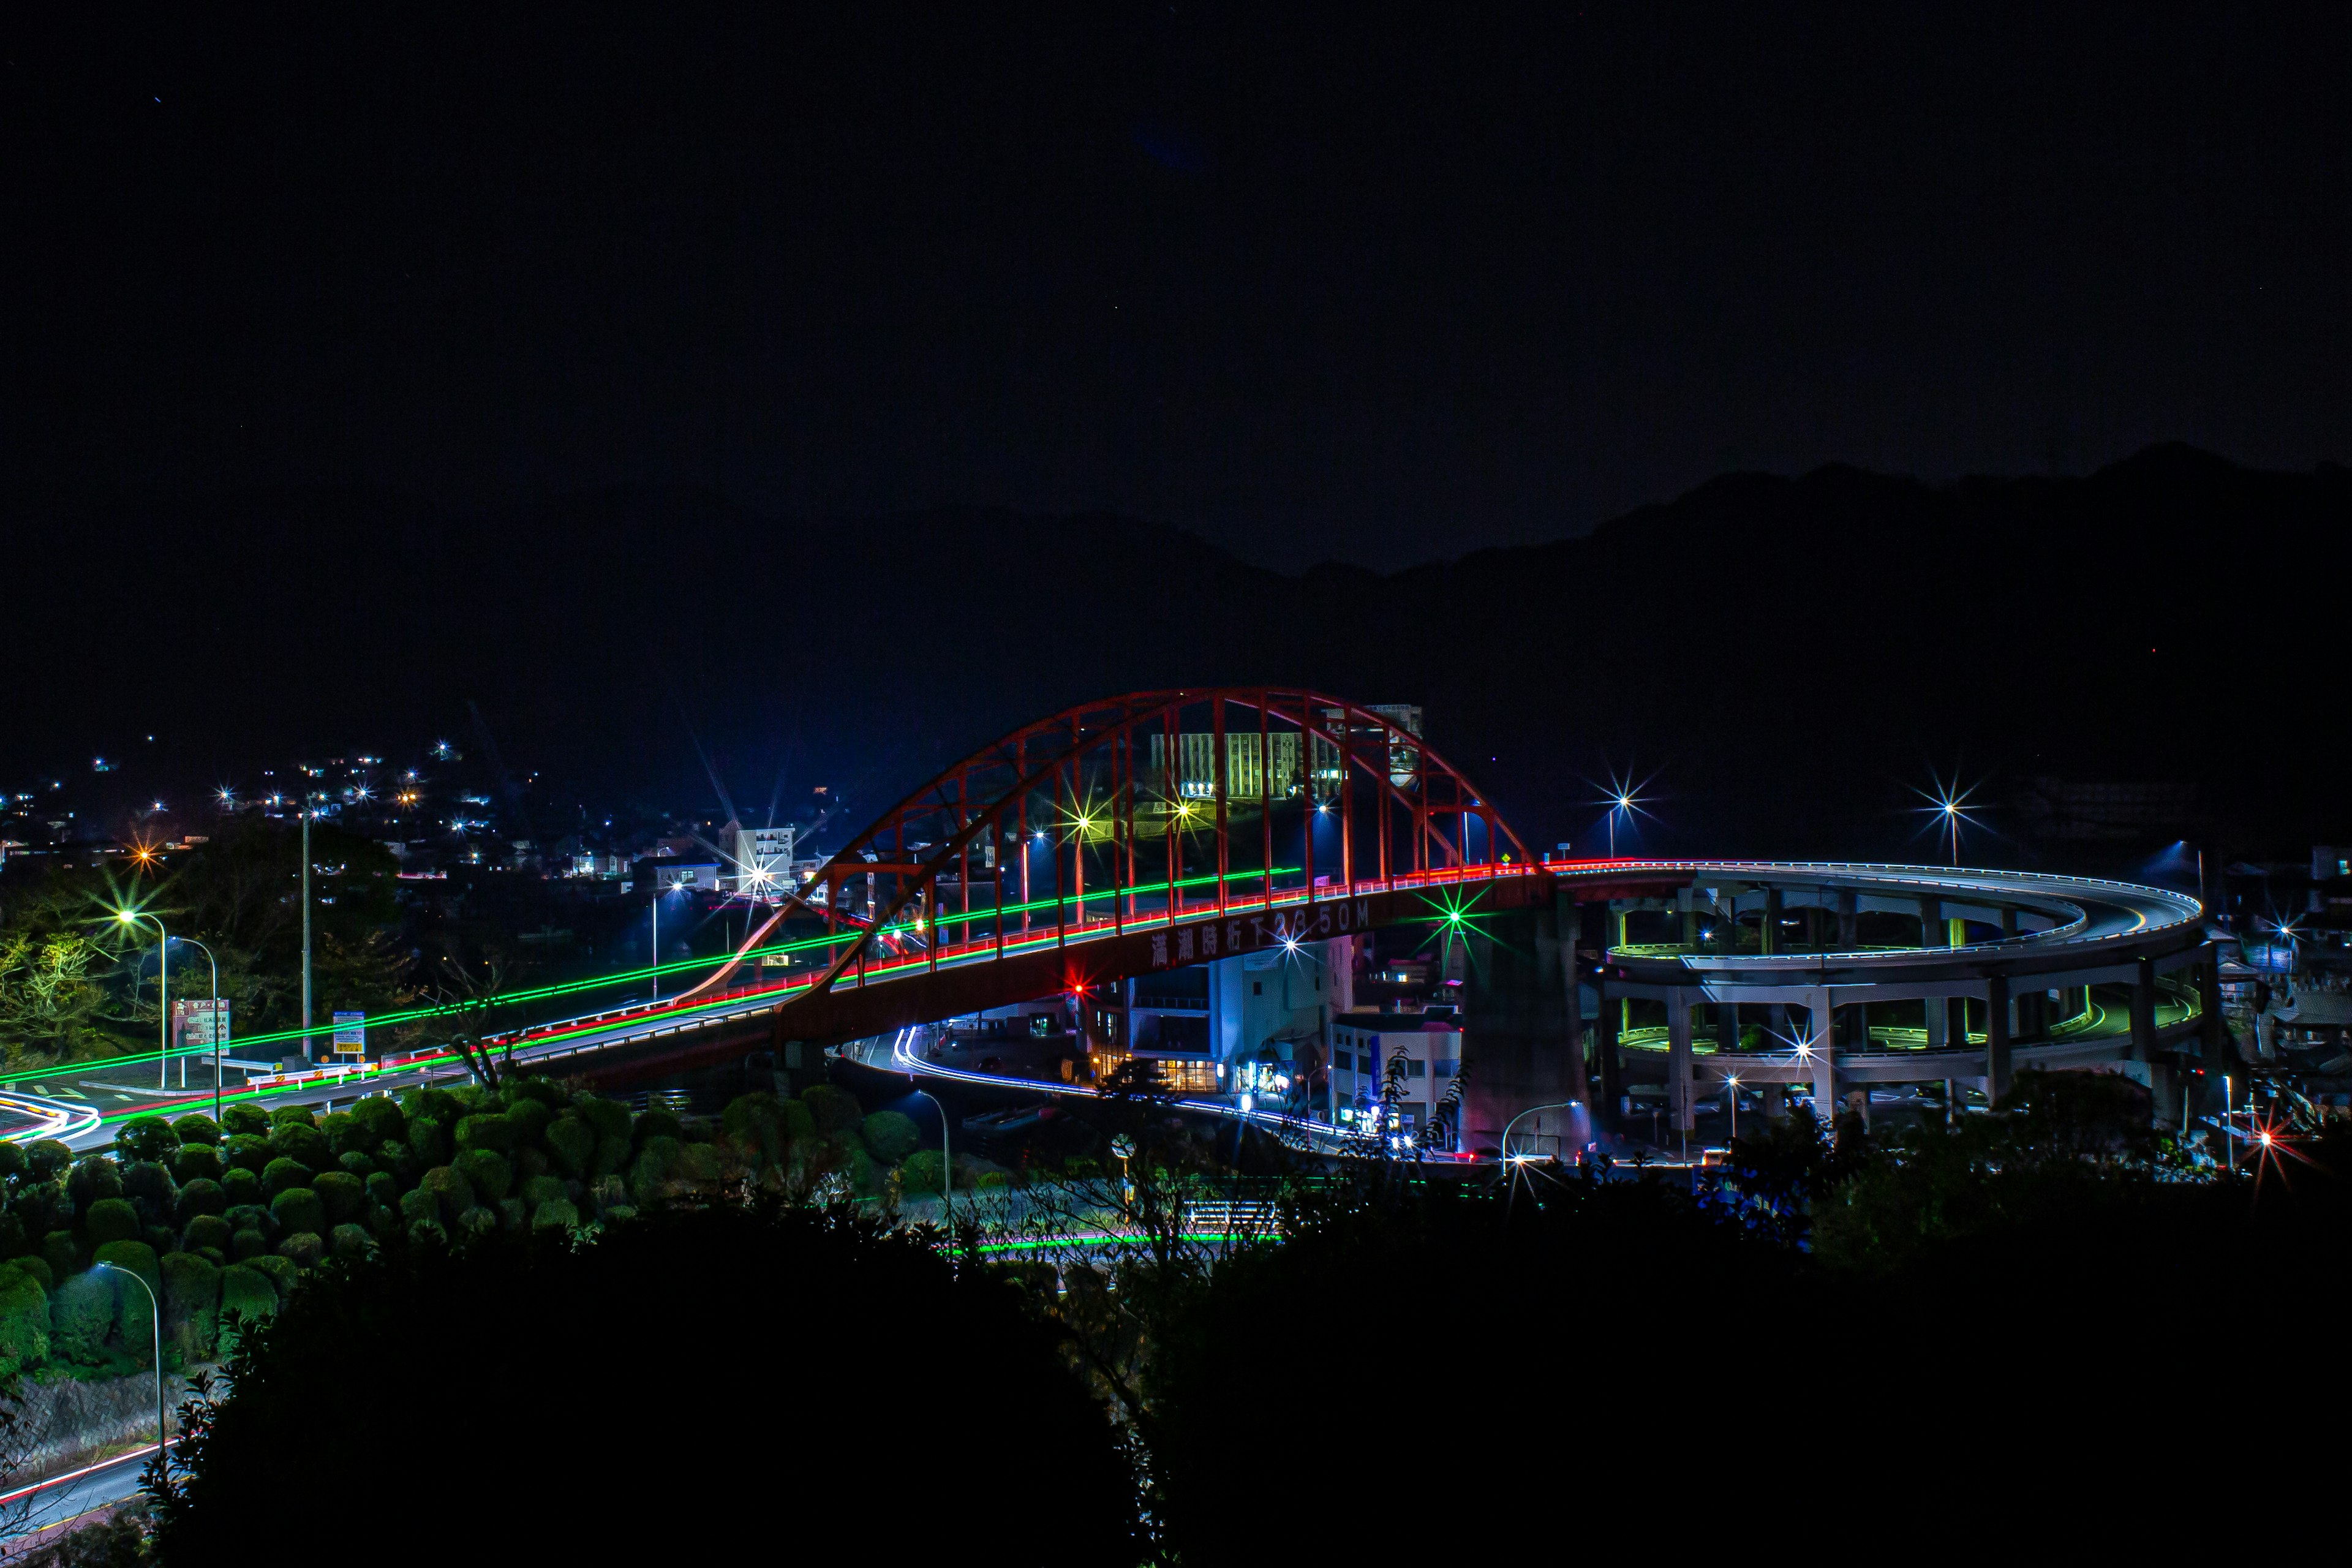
[0,1447,156,1546]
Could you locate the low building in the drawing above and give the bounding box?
[1328,1008,1464,1139]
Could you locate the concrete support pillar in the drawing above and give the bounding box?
[1920,895,1944,948]
[1596,984,1624,1131]
[1986,973,2012,1102]
[1763,886,1782,955]
[2197,946,2226,1067]
[2130,957,2157,1063]
[1836,889,1858,948]
[2000,905,2019,938]
[1806,986,1838,1115]
[1924,994,1948,1050]
[1667,989,1694,1133]
[1678,886,1698,948]
[1559,900,1591,1130]
[1716,1000,1737,1052]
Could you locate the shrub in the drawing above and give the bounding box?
[0,1144,23,1180]
[12,1255,52,1292]
[531,1198,580,1232]
[0,1265,48,1374]
[628,1137,687,1205]
[84,1197,141,1245]
[406,1117,450,1167]
[0,1213,21,1260]
[502,1076,563,1110]
[503,1097,552,1145]
[496,1197,526,1231]
[401,1087,461,1126]
[24,1140,70,1180]
[377,1140,415,1180]
[801,1084,863,1136]
[261,1158,312,1199]
[221,1166,262,1208]
[183,1214,235,1254]
[172,1143,224,1185]
[974,1170,1010,1189]
[897,1150,946,1194]
[268,1106,317,1131]
[312,1171,366,1225]
[172,1113,222,1146]
[419,1167,476,1224]
[123,1159,176,1216]
[589,1176,628,1216]
[722,1093,810,1168]
[145,1224,176,1254]
[92,1240,161,1355]
[631,1108,682,1149]
[67,1156,123,1211]
[270,1123,330,1172]
[364,1171,400,1211]
[231,1230,269,1261]
[456,1205,498,1238]
[455,1114,515,1154]
[329,1223,372,1261]
[270,1188,326,1237]
[518,1174,564,1208]
[571,1094,631,1143]
[115,1115,180,1163]
[352,1095,407,1146]
[599,1204,637,1226]
[222,1135,273,1175]
[592,1134,631,1177]
[51,1271,113,1363]
[320,1111,367,1159]
[246,1253,298,1299]
[219,1104,270,1138]
[541,1115,594,1177]
[9,1185,60,1239]
[219,1263,276,1329]
[338,1152,378,1180]
[159,1250,221,1362]
[453,1150,513,1204]
[277,1232,325,1267]
[862,1110,921,1164]
[681,1143,723,1184]
[40,1231,77,1278]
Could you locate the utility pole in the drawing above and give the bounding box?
[301,806,314,1061]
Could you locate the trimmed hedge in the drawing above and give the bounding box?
[312,1171,366,1224]
[261,1157,312,1199]
[67,1156,123,1210]
[270,1123,331,1172]
[531,1198,580,1232]
[219,1104,270,1138]
[0,1265,49,1374]
[453,1149,513,1204]
[543,1115,594,1177]
[419,1166,476,1223]
[115,1116,179,1163]
[407,1117,450,1167]
[898,1150,947,1194]
[277,1232,326,1267]
[51,1271,113,1364]
[220,1263,276,1326]
[221,1167,263,1207]
[454,1114,516,1154]
[13,1255,53,1292]
[862,1110,921,1164]
[801,1084,863,1136]
[572,1095,631,1144]
[172,1143,224,1184]
[24,1141,70,1180]
[503,1098,552,1144]
[222,1135,273,1175]
[172,1114,222,1146]
[183,1215,235,1254]
[85,1197,141,1245]
[271,1188,326,1238]
[328,1223,372,1261]
[159,1251,221,1362]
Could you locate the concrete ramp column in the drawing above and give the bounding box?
[1986,973,2011,1102]
[1805,985,1837,1117]
[1667,987,1694,1133]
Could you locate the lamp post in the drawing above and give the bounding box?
[300,805,313,1062]
[1499,1099,1583,1166]
[911,1087,951,1207]
[1724,1073,1740,1141]
[116,910,170,1088]
[171,937,219,1104]
[95,1263,165,1463]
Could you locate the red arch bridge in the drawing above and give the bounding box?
[29,688,2225,1158]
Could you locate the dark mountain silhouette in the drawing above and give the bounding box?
[9,444,2343,866]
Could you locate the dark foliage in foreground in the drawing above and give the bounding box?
[145,1204,1137,1566]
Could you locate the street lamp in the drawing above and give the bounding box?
[1499,1099,1583,1166]
[911,1087,952,1208]
[94,1263,165,1464]
[116,910,170,1089]
[1724,1074,1740,1140]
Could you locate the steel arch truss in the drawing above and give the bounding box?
[682,690,1534,1030]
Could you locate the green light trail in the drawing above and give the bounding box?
[16,864,1302,1091]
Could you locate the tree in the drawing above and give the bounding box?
[145,1205,1139,1564]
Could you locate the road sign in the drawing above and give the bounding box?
[332,1011,366,1055]
[173,998,230,1052]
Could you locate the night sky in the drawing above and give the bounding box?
[10,6,2349,571]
